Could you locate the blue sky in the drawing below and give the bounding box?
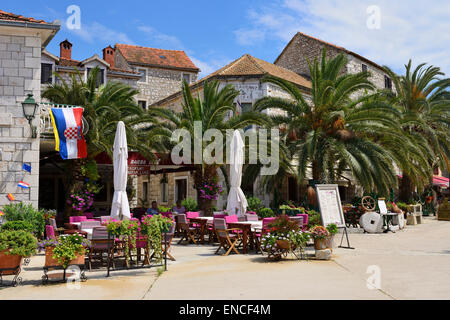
[3,0,450,77]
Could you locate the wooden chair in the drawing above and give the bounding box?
[214,218,242,256]
[162,223,176,261]
[49,218,65,235]
[177,214,198,245]
[88,227,114,271]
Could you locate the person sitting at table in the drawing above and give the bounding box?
[172,200,186,214]
[147,201,159,215]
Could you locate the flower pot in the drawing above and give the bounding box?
[276,239,291,250]
[314,237,332,250]
[44,247,85,268]
[0,250,23,275]
[325,235,335,250]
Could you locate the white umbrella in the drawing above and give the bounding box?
[110,121,131,220]
[226,130,248,217]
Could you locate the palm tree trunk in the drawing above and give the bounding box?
[399,173,414,202]
[312,160,320,181]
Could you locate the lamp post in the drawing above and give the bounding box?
[21,94,38,138]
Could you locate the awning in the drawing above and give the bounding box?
[433,176,449,188]
[397,174,449,188]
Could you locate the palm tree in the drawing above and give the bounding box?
[42,67,172,212]
[253,49,403,196]
[159,80,270,214]
[383,61,450,201]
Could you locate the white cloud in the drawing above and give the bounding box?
[236,0,450,74]
[137,26,184,50]
[71,22,135,45]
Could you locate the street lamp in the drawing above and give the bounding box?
[21,94,38,138]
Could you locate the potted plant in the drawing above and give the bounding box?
[2,203,45,238]
[0,230,37,275]
[181,198,198,212]
[140,214,173,264]
[261,215,308,260]
[105,219,140,263]
[325,224,338,250]
[310,225,331,250]
[39,233,90,269]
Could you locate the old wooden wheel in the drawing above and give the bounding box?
[361,196,376,211]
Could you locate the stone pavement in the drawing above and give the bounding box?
[0,217,449,300]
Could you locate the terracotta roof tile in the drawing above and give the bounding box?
[115,44,199,72]
[0,10,51,24]
[57,58,82,67]
[206,54,311,89]
[154,54,311,106]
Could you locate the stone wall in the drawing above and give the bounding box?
[137,171,197,208]
[275,33,390,91]
[136,67,198,105]
[0,33,42,208]
[275,34,342,78]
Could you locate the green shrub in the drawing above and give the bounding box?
[2,203,45,236]
[247,197,263,215]
[396,202,409,212]
[259,208,275,218]
[0,230,37,257]
[1,221,34,232]
[181,197,198,211]
[306,210,322,229]
[158,206,172,213]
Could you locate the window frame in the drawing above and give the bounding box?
[41,63,53,84]
[182,73,191,84]
[138,68,147,83]
[384,75,392,90]
[138,100,147,110]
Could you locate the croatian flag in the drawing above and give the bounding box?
[49,107,87,160]
[18,181,30,189]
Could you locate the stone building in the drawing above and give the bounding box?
[114,44,200,108]
[38,41,200,213]
[274,32,394,91]
[153,54,312,208]
[0,10,59,208]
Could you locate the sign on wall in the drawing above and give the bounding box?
[316,184,346,228]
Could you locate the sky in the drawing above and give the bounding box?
[3,0,450,78]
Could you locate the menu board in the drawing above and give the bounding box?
[316,184,346,228]
[378,200,388,214]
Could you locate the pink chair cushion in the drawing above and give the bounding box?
[45,225,56,240]
[296,214,308,230]
[225,215,239,224]
[262,217,276,229]
[186,212,200,219]
[213,214,227,219]
[69,216,88,223]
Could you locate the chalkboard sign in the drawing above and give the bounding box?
[316,184,346,228]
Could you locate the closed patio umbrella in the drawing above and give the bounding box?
[226,130,248,217]
[110,121,131,220]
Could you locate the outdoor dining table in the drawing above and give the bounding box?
[189,217,213,244]
[227,221,262,254]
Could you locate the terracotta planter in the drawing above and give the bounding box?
[314,237,332,250]
[44,247,85,268]
[276,239,291,250]
[0,250,22,275]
